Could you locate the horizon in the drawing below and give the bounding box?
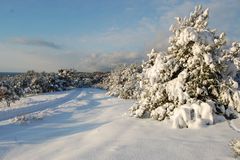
[0,0,240,72]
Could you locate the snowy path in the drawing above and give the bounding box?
[0,88,239,160]
[0,89,81,121]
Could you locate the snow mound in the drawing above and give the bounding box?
[172,102,214,129]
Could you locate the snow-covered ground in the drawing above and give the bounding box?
[0,88,239,160]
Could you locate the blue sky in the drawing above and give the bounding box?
[0,0,239,72]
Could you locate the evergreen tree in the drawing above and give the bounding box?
[129,5,240,128]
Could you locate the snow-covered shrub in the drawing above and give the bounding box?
[0,81,22,107]
[129,5,240,128]
[58,69,80,88]
[8,69,99,95]
[92,72,110,89]
[230,139,240,158]
[58,69,109,88]
[9,71,62,94]
[107,64,142,99]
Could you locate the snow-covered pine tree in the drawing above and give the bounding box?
[129,5,240,128]
[107,64,142,99]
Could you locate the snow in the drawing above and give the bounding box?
[165,70,189,105]
[0,92,68,111]
[0,90,78,121]
[172,102,214,129]
[0,88,240,160]
[176,27,214,46]
[176,27,198,46]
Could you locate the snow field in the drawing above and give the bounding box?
[0,88,239,160]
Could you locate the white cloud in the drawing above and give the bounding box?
[77,51,146,72]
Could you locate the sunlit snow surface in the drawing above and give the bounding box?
[0,88,239,160]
